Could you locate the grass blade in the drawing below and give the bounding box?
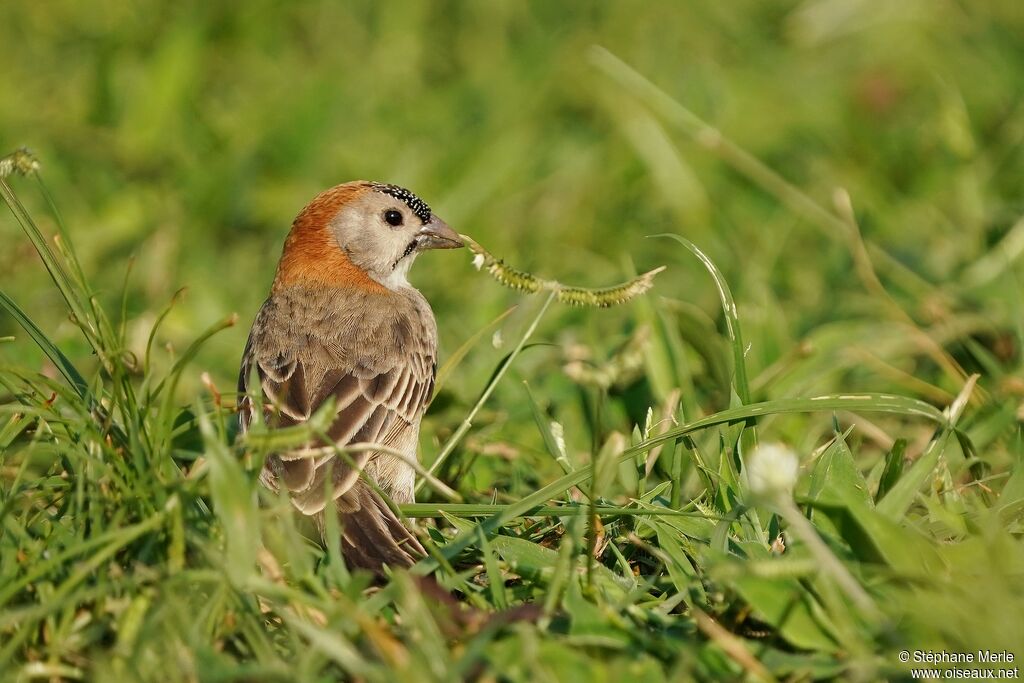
[0,289,89,400]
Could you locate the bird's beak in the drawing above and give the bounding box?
[416,216,464,251]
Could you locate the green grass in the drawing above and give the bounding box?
[2,2,1023,681]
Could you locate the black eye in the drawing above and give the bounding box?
[384,209,403,227]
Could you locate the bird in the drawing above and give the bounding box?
[237,180,463,572]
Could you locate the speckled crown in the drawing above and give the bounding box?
[369,182,432,223]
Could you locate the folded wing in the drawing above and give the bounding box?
[239,330,435,516]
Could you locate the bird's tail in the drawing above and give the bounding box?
[319,480,426,573]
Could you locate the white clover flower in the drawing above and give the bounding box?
[744,442,800,502]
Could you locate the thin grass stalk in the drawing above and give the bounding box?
[0,175,102,354]
[417,290,557,493]
[398,503,725,519]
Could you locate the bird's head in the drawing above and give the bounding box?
[273,181,463,291]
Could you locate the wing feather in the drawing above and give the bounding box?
[237,291,436,518]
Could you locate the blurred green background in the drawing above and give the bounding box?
[2,0,1022,479]
[3,2,1024,679]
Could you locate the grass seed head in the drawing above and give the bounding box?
[461,233,665,307]
[0,147,41,179]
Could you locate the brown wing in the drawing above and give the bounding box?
[237,307,436,517]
